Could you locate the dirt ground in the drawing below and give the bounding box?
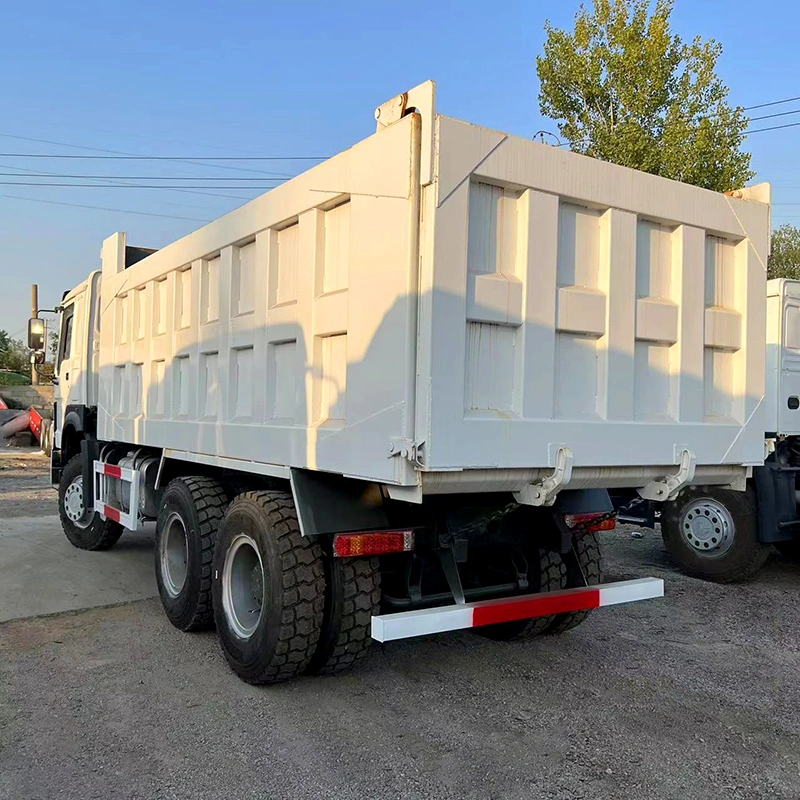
[0,448,56,517]
[2,465,800,799]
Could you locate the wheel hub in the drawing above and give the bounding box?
[680,499,735,556]
[222,534,266,640]
[161,512,189,598]
[64,476,92,529]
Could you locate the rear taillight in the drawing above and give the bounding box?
[333,530,415,557]
[564,513,616,532]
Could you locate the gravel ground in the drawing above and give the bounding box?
[2,490,800,798]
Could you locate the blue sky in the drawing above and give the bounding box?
[1,0,798,337]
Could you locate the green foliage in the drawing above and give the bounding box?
[0,371,30,386]
[768,224,800,280]
[0,329,30,375]
[536,0,753,192]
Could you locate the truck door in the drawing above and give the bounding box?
[54,297,86,430]
[779,300,800,435]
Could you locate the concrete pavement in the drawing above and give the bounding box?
[0,515,157,622]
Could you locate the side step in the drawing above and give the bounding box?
[93,460,141,531]
[371,577,664,642]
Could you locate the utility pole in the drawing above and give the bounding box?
[31,284,39,385]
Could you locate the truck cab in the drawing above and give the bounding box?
[50,271,101,483]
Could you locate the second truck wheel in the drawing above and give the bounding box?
[661,486,770,583]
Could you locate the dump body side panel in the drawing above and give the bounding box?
[420,115,769,474]
[97,115,419,485]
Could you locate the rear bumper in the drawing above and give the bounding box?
[371,577,664,642]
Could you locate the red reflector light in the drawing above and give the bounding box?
[564,512,616,532]
[333,530,414,557]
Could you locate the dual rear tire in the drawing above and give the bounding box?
[154,486,380,683]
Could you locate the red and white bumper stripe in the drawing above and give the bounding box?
[370,577,664,643]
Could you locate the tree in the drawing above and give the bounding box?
[768,224,800,280]
[0,330,30,374]
[536,0,753,192]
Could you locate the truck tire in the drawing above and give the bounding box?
[212,491,325,684]
[58,454,123,551]
[155,476,228,632]
[306,557,381,676]
[546,531,604,635]
[479,549,567,641]
[661,485,769,582]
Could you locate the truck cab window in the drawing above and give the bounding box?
[58,306,74,368]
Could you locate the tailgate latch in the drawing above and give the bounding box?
[638,447,696,502]
[514,446,574,507]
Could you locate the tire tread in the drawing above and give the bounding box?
[217,491,325,685]
[546,532,604,635]
[308,557,381,676]
[58,455,123,551]
[160,476,228,631]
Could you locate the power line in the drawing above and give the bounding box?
[748,108,800,123]
[0,159,260,203]
[0,193,210,222]
[0,133,310,177]
[0,182,282,188]
[743,95,800,111]
[747,120,800,135]
[0,152,326,161]
[0,174,286,181]
[550,93,800,148]
[0,163,236,211]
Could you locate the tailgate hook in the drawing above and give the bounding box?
[638,447,696,502]
[514,446,573,507]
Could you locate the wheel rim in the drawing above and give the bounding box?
[64,476,93,529]
[160,512,189,597]
[222,533,265,640]
[679,498,735,557]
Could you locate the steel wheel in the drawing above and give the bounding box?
[222,533,265,640]
[160,511,189,598]
[679,498,735,557]
[63,475,93,529]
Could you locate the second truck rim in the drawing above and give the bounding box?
[680,499,735,557]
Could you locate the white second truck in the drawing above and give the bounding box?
[619,278,800,582]
[38,82,770,683]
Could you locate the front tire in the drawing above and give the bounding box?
[212,491,325,684]
[155,476,229,632]
[661,485,769,583]
[58,454,123,551]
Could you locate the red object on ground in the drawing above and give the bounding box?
[0,410,31,440]
[28,407,43,443]
[0,396,7,410]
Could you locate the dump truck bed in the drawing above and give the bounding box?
[97,81,770,497]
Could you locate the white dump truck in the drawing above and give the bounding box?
[38,81,770,683]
